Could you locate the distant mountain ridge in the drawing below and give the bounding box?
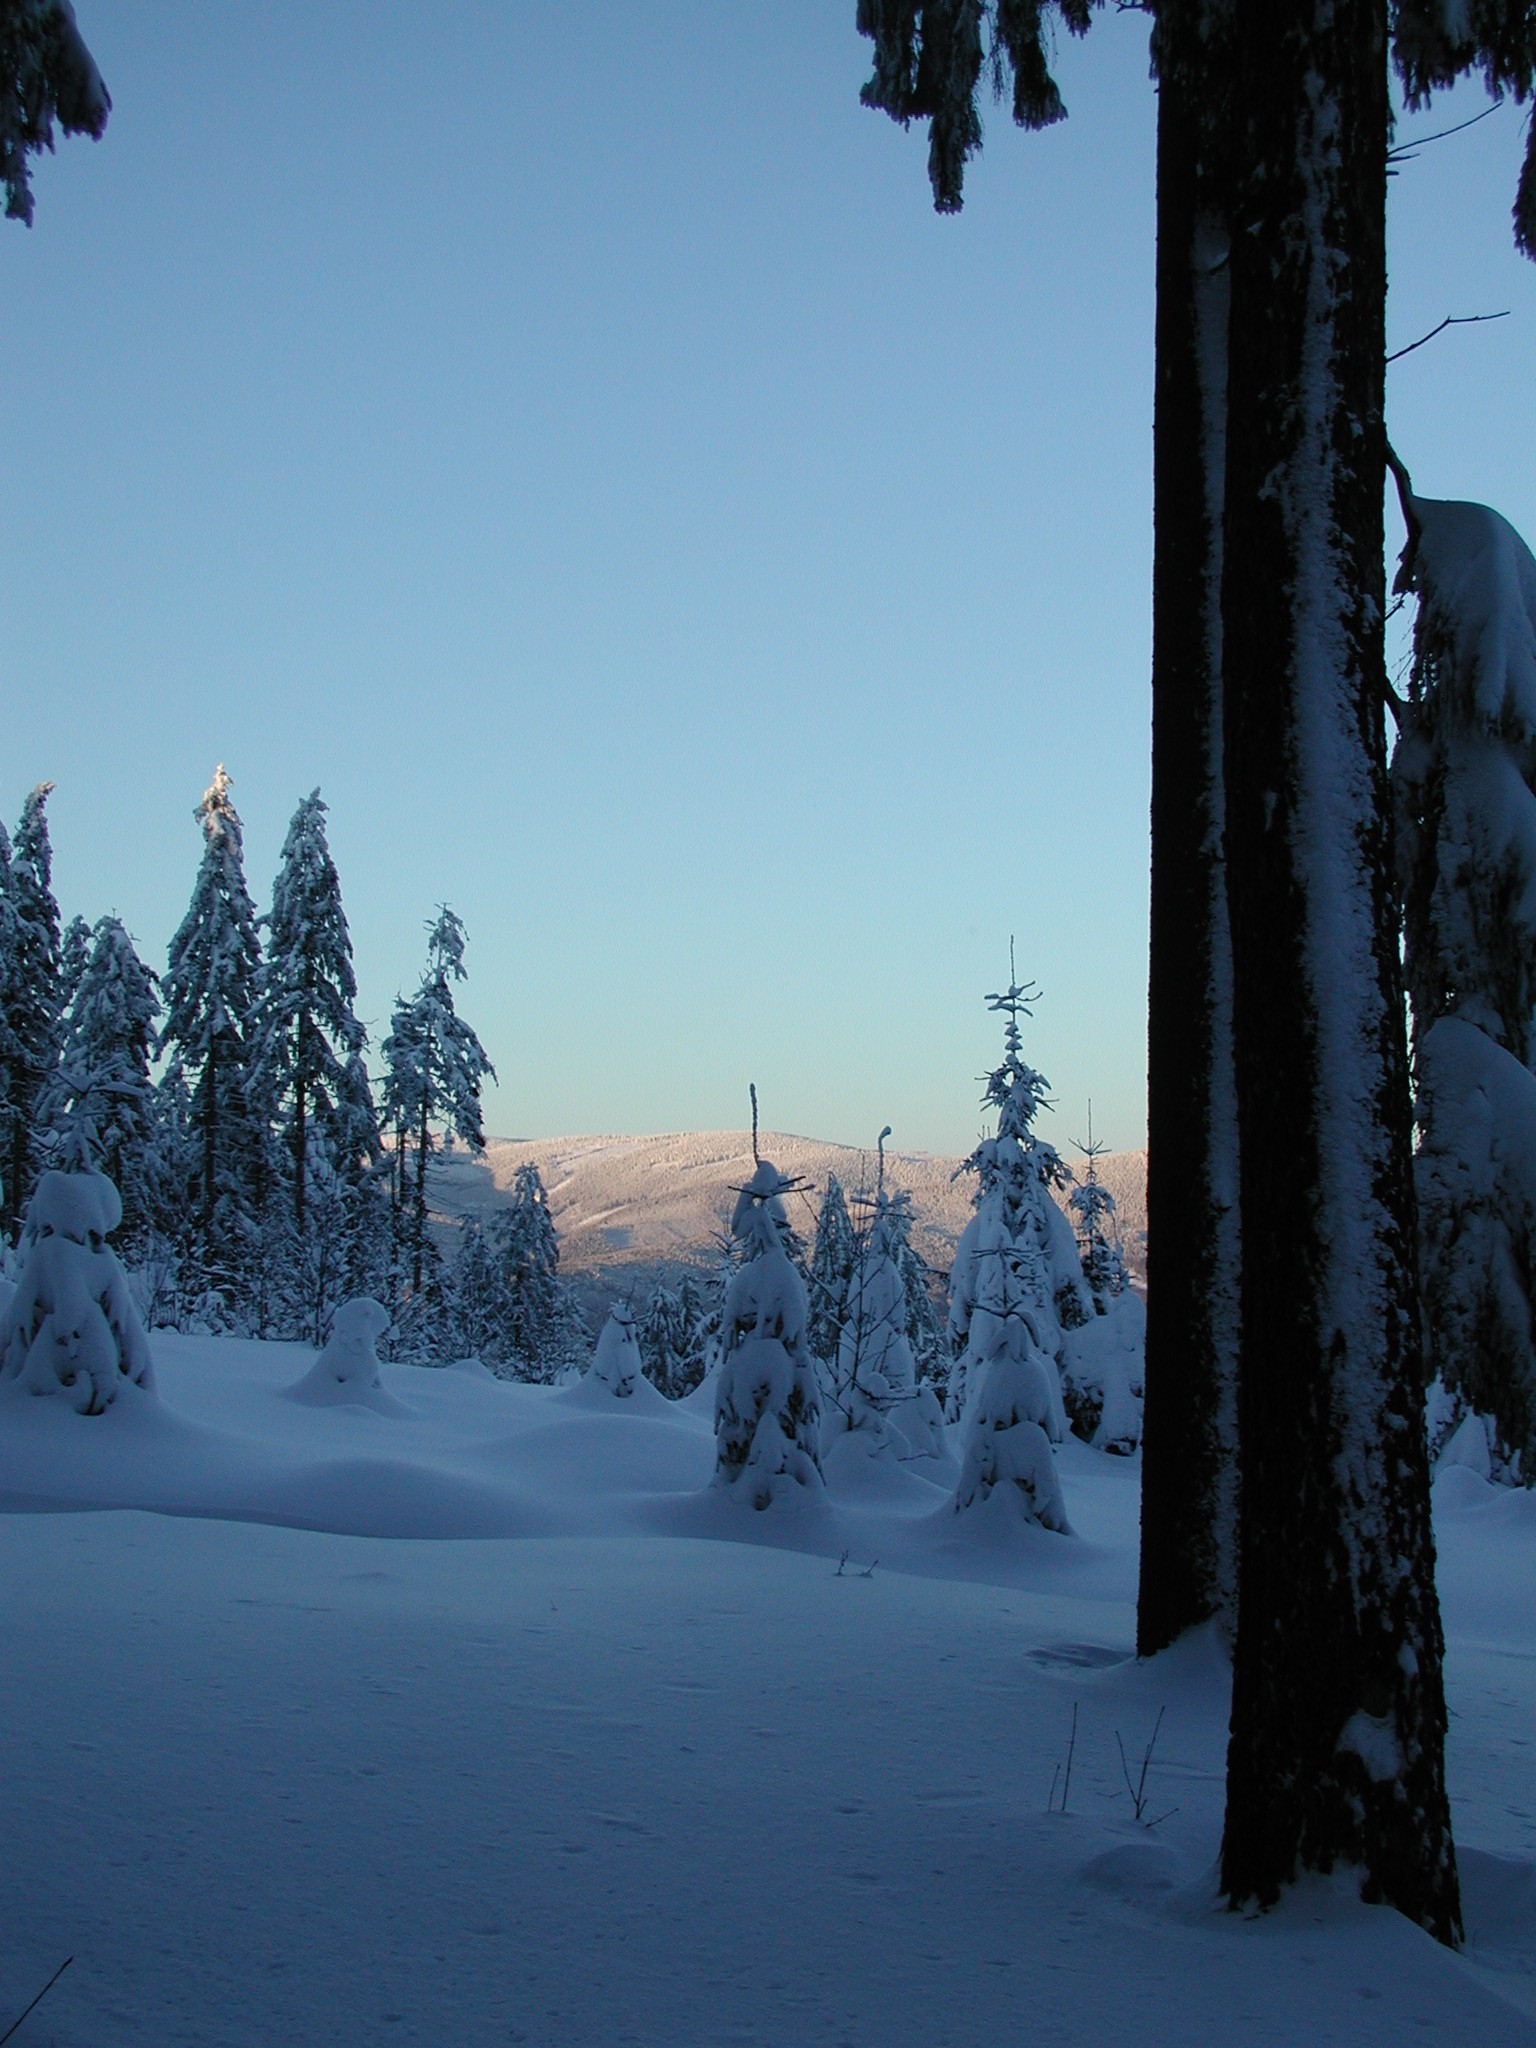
[429,1129,1147,1287]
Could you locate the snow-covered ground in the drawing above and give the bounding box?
[0,1337,1532,2046]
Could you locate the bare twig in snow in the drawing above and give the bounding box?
[1116,1706,1167,1823]
[0,1957,74,2047]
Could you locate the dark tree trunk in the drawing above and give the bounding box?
[202,1040,218,1232]
[412,1097,429,1295]
[1218,0,1459,1940]
[6,1114,24,1241]
[1138,0,1241,1658]
[293,1015,307,1238]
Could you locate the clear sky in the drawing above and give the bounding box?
[4,5,1533,1158]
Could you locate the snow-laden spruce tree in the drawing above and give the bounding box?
[2,784,64,1238]
[1057,1107,1144,1453]
[881,1188,951,1407]
[825,1134,947,1462]
[0,0,110,225]
[380,906,495,1298]
[161,767,269,1297]
[638,1276,710,1398]
[255,790,371,1239]
[1069,1110,1128,1312]
[827,1201,912,1447]
[714,1151,822,1508]
[1391,482,1536,1476]
[0,1166,154,1412]
[946,964,1088,1433]
[42,917,161,1255]
[807,1172,857,1367]
[951,1276,1070,1530]
[478,1161,586,1381]
[58,911,90,1016]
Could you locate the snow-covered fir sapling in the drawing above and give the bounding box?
[951,1260,1070,1531]
[590,1302,644,1398]
[714,1092,823,1507]
[807,1172,857,1367]
[1058,1104,1145,1454]
[0,1167,155,1413]
[1391,472,1536,1479]
[1068,1106,1128,1313]
[946,957,1089,1433]
[827,1129,946,1462]
[287,1297,406,1415]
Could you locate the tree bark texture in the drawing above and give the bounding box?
[1218,0,1459,1940]
[1138,0,1241,1658]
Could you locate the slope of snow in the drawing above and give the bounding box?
[0,1333,1530,2046]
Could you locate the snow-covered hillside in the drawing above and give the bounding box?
[0,1332,1531,2046]
[430,1129,1147,1284]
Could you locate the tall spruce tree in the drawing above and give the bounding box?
[161,766,268,1288]
[1139,0,1241,1655]
[485,1161,584,1380]
[1214,0,1454,1937]
[851,0,1536,1936]
[45,916,161,1250]
[4,783,64,1237]
[380,907,495,1295]
[0,820,22,1232]
[257,791,368,1237]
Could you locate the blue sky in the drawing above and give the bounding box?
[4,5,1533,1158]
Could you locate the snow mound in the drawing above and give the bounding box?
[0,1169,155,1414]
[1460,1847,1536,1958]
[581,1303,656,1402]
[286,1300,411,1417]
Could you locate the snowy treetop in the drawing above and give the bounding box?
[1411,497,1536,737]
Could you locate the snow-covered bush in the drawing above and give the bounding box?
[589,1303,644,1397]
[714,1160,823,1508]
[1059,1290,1146,1455]
[287,1297,406,1414]
[1392,491,1536,1474]
[0,1168,155,1413]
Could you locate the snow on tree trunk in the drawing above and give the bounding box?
[713,1160,822,1508]
[1217,0,1459,1941]
[0,1168,154,1413]
[1139,0,1241,1659]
